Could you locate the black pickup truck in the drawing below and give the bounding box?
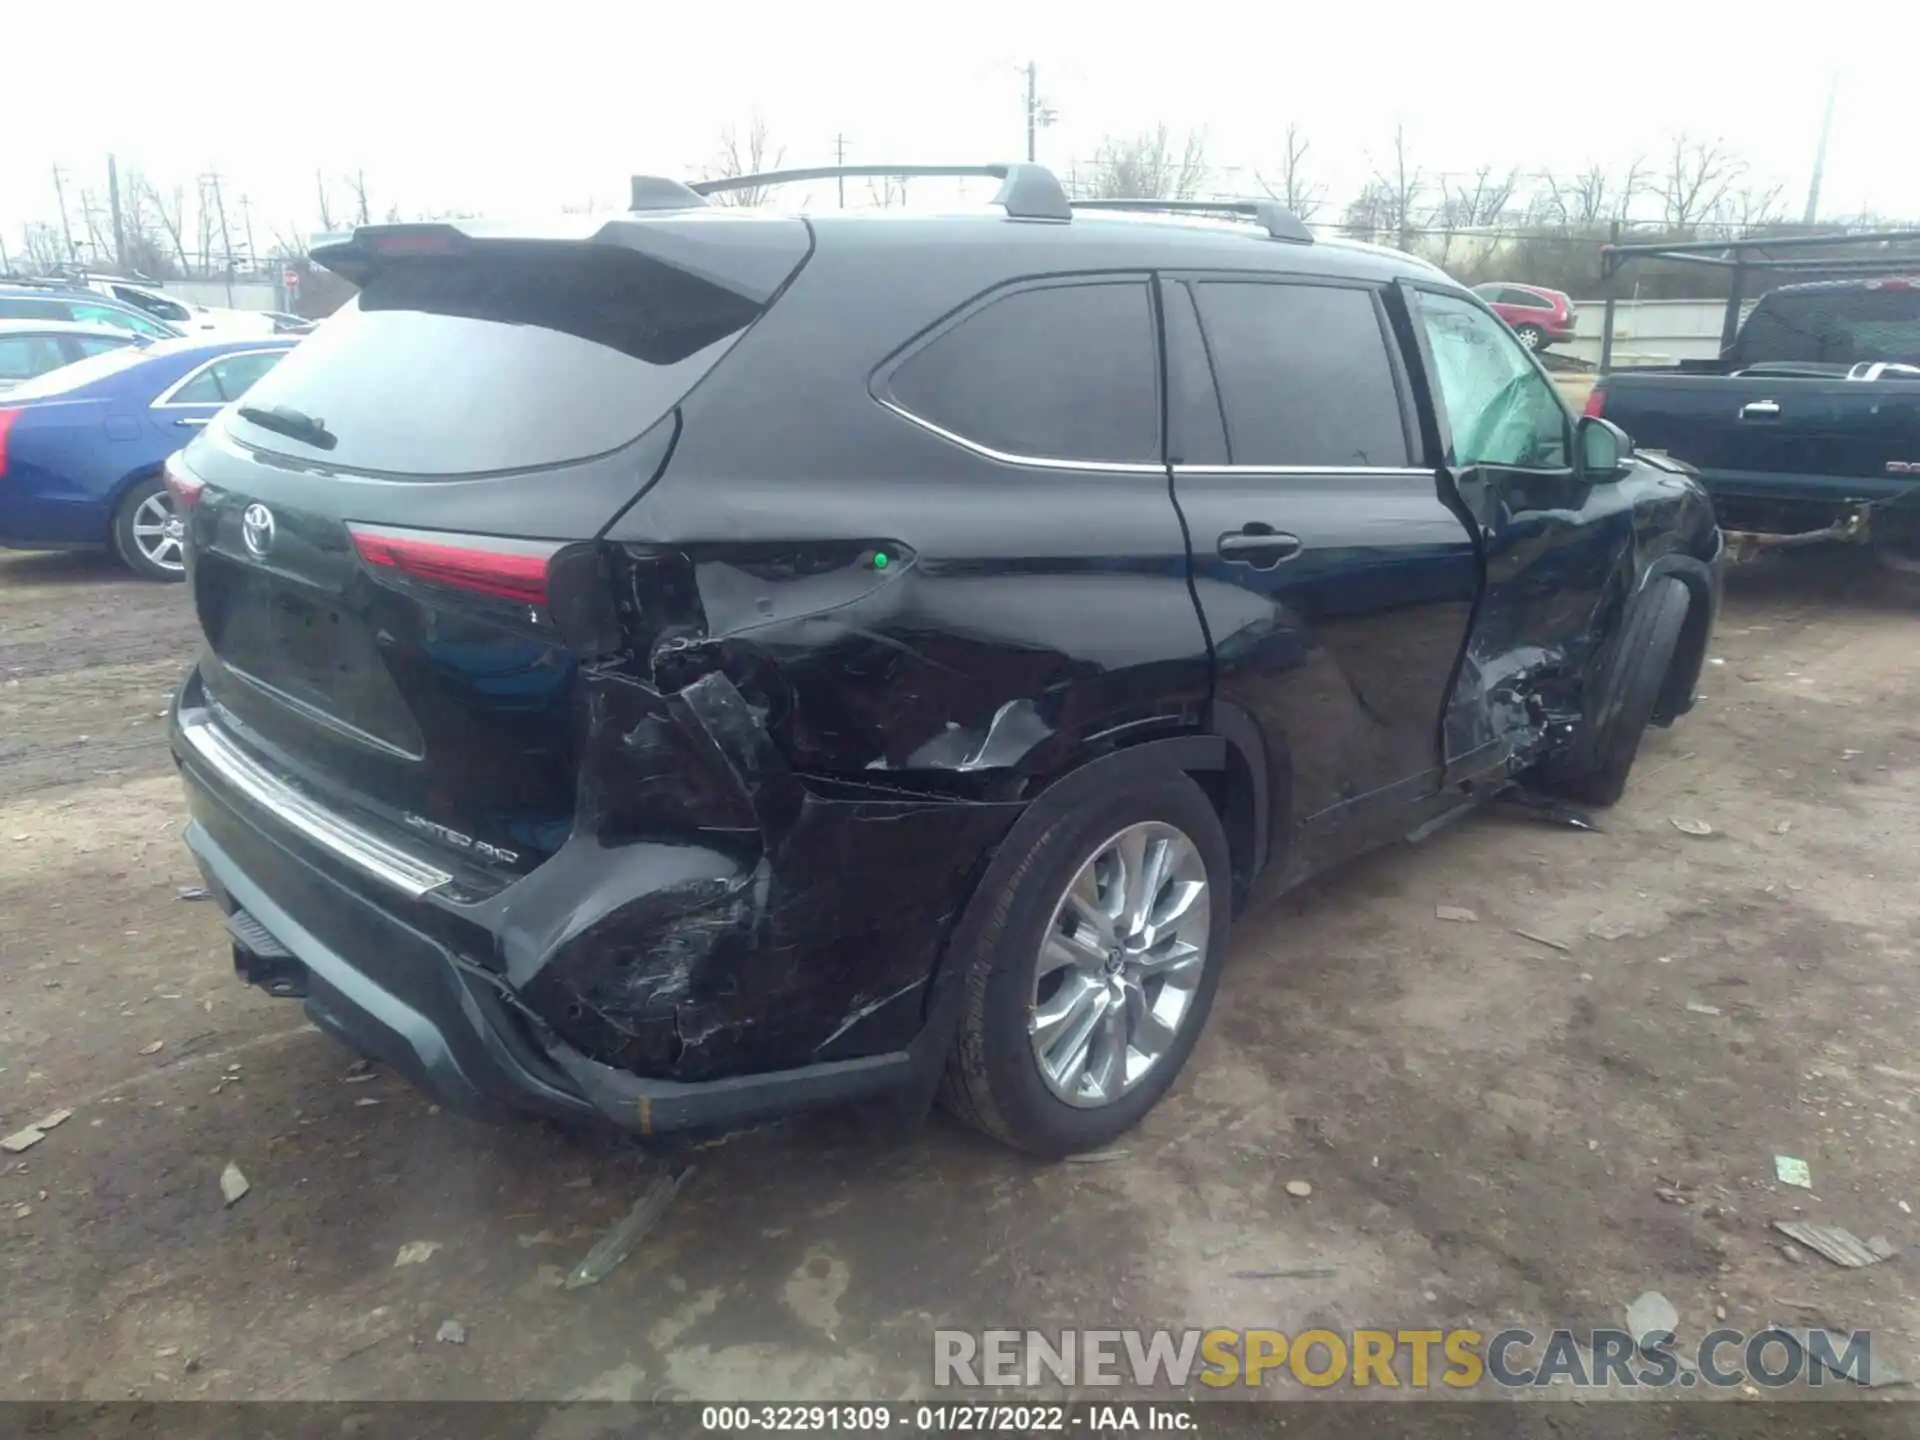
[1588,277,1920,564]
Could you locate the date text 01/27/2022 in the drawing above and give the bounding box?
[698,1404,1195,1431]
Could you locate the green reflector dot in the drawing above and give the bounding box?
[873,551,889,569]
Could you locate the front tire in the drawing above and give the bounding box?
[1541,577,1691,807]
[939,771,1231,1156]
[110,475,187,582]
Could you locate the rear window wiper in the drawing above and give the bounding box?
[238,403,338,451]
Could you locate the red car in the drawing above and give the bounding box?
[1472,283,1577,351]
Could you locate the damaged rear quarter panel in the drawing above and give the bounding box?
[518,232,1212,1079]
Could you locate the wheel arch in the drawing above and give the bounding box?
[103,460,168,543]
[1639,553,1714,724]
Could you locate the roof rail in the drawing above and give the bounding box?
[686,163,1072,222]
[1069,198,1314,245]
[630,175,710,211]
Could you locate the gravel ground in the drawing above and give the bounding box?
[3,545,1919,1406]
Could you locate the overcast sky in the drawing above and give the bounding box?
[4,0,1913,262]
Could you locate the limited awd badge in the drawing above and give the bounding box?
[241,503,276,558]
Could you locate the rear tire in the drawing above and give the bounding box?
[939,771,1231,1157]
[110,475,187,582]
[1541,577,1691,807]
[1514,323,1547,351]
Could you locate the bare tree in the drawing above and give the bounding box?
[346,169,371,226]
[702,116,784,207]
[20,221,64,272]
[1084,125,1208,200]
[1370,123,1423,251]
[114,169,174,277]
[195,178,216,273]
[1429,165,1518,264]
[1256,124,1324,221]
[77,190,110,266]
[1655,134,1743,232]
[864,174,908,209]
[267,222,308,262]
[1714,181,1786,237]
[1341,180,1394,245]
[315,170,337,232]
[149,181,193,275]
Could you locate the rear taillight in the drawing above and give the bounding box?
[1583,386,1606,419]
[163,452,204,509]
[349,524,559,606]
[0,409,17,479]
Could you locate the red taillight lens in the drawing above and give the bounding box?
[164,453,204,509]
[349,524,558,606]
[1583,386,1606,419]
[0,409,18,479]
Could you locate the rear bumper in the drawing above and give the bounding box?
[168,678,1001,1136]
[182,811,938,1135]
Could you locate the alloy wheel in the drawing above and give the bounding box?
[1027,821,1210,1108]
[130,491,186,574]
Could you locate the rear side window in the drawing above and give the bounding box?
[113,285,192,322]
[1191,281,1410,467]
[226,246,771,477]
[168,351,286,404]
[0,334,64,381]
[72,303,172,339]
[885,280,1159,464]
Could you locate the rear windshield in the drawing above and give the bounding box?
[225,246,768,477]
[1738,287,1920,367]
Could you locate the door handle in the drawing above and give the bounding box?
[1217,527,1303,569]
[1739,400,1781,419]
[174,416,209,428]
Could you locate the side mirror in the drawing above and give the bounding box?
[1578,415,1633,480]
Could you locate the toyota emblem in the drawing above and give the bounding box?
[241,503,276,558]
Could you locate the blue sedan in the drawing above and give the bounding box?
[0,336,294,580]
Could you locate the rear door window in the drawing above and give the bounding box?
[227,246,770,477]
[1189,281,1411,467]
[884,279,1160,464]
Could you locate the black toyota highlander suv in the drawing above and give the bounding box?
[167,163,1722,1156]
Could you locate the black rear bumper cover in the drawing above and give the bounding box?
[181,790,945,1138]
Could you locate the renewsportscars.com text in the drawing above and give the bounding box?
[934,1326,1887,1389]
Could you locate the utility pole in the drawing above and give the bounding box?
[1022,62,1056,165]
[50,165,76,265]
[106,154,127,272]
[833,133,847,209]
[1803,72,1839,225]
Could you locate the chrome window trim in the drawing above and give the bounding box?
[180,715,451,898]
[875,399,1167,474]
[1171,464,1436,478]
[151,346,290,410]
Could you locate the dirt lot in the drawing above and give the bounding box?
[3,546,1920,1405]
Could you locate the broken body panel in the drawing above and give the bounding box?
[168,207,1720,1135]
